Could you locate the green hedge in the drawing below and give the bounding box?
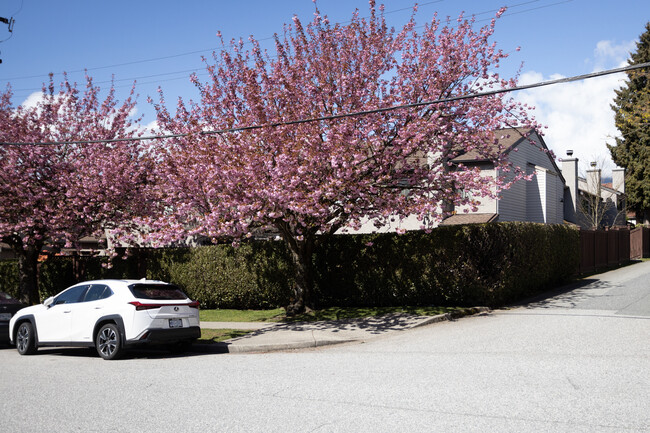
[0,223,579,308]
[145,243,294,309]
[314,222,579,307]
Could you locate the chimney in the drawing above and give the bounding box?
[612,167,625,194]
[561,150,579,223]
[586,161,601,197]
[612,167,626,226]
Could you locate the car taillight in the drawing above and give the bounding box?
[128,301,161,311]
[128,301,200,310]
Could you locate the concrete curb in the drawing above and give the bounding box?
[195,306,491,354]
[410,306,492,329]
[218,338,358,354]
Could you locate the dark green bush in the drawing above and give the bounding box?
[314,222,579,308]
[146,243,294,309]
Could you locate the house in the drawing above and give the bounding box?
[443,133,626,229]
[445,136,627,229]
[441,128,566,226]
[561,153,626,228]
[350,127,626,232]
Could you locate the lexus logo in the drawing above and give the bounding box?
[174,307,179,312]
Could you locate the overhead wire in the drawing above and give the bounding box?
[1,1,449,82]
[2,61,647,147]
[1,0,569,92]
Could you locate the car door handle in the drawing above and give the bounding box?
[94,307,102,310]
[63,310,71,313]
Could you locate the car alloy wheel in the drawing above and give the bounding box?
[16,322,37,355]
[96,323,122,360]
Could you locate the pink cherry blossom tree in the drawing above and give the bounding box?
[0,76,153,304]
[148,1,540,313]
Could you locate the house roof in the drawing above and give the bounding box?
[450,127,531,163]
[450,127,566,186]
[439,213,499,226]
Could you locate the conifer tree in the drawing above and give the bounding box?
[608,22,650,223]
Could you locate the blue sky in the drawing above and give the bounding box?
[1,0,649,173]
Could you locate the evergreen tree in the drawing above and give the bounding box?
[608,22,650,223]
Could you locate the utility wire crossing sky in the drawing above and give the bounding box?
[2,62,648,147]
[0,0,648,172]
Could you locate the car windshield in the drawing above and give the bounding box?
[128,284,188,300]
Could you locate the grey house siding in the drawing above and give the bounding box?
[495,132,565,224]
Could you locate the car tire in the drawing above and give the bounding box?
[96,323,122,360]
[16,321,37,355]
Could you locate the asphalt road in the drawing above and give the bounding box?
[1,261,649,432]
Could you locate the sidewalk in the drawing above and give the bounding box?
[196,307,490,353]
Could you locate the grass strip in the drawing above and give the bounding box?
[199,308,285,323]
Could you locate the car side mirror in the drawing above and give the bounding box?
[43,297,54,308]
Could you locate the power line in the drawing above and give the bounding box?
[0,0,567,89]
[1,2,447,82]
[2,61,647,147]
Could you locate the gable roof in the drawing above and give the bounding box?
[439,213,499,226]
[451,127,530,164]
[450,127,566,185]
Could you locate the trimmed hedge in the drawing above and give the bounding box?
[314,222,579,307]
[145,243,294,309]
[0,222,579,308]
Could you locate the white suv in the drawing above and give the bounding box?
[9,279,200,360]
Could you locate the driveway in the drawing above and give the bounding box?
[1,261,648,432]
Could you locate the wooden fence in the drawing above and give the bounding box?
[579,228,631,274]
[630,226,650,260]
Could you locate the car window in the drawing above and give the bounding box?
[54,285,89,305]
[129,284,188,300]
[83,285,113,302]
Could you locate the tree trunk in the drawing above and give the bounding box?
[17,245,41,305]
[278,229,316,315]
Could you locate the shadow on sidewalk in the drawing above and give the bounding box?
[241,313,428,337]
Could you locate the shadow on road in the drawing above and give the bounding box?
[0,344,222,360]
[509,278,620,310]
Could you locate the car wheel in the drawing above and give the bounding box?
[96,323,122,360]
[16,322,37,355]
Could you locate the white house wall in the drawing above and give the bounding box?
[344,213,432,234]
[455,166,498,215]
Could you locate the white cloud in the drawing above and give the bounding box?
[516,40,635,177]
[21,91,45,109]
[593,40,636,70]
[143,120,160,134]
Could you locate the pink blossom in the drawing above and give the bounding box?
[147,1,539,312]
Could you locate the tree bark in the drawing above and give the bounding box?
[277,226,316,315]
[17,245,41,305]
